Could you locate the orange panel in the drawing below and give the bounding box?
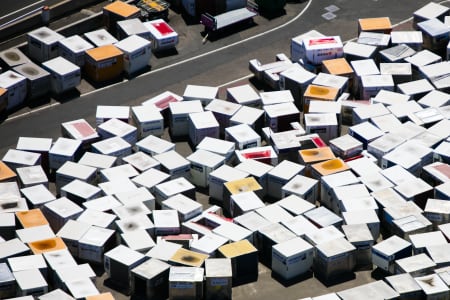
[0,161,16,182]
[16,209,49,228]
[28,237,67,254]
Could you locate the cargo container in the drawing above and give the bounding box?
[58,35,94,67]
[0,70,27,110]
[144,19,179,51]
[226,84,261,107]
[303,36,344,65]
[27,27,64,63]
[42,57,81,95]
[130,258,170,300]
[115,34,152,76]
[168,266,204,300]
[84,29,119,47]
[84,45,124,82]
[0,48,30,69]
[103,1,141,36]
[13,62,51,100]
[117,18,152,40]
[13,268,48,297]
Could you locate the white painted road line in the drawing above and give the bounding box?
[0,0,44,21]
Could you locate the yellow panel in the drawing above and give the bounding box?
[103,1,140,17]
[304,85,339,101]
[322,58,354,76]
[86,292,116,300]
[219,240,257,258]
[299,147,336,164]
[358,17,392,33]
[16,209,49,228]
[311,158,350,176]
[85,45,123,61]
[0,161,16,182]
[224,177,262,195]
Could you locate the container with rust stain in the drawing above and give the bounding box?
[84,45,124,82]
[303,84,338,114]
[28,237,67,255]
[16,208,49,228]
[223,176,262,215]
[103,1,141,36]
[169,248,209,267]
[311,158,349,179]
[42,57,81,95]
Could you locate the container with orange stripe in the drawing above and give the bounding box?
[84,45,124,82]
[299,146,336,177]
[358,17,392,35]
[16,209,49,228]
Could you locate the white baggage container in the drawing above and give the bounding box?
[268,127,306,162]
[413,2,450,26]
[391,31,423,50]
[379,44,416,63]
[394,214,433,241]
[142,91,183,125]
[255,203,294,224]
[213,221,253,244]
[397,78,435,100]
[91,136,132,159]
[169,100,203,137]
[111,201,151,222]
[104,244,147,289]
[20,184,55,209]
[233,211,271,245]
[229,191,265,218]
[153,177,195,207]
[56,219,91,257]
[278,63,316,107]
[205,99,240,134]
[84,29,119,47]
[409,231,447,254]
[17,165,48,188]
[304,113,338,143]
[372,89,410,106]
[100,164,139,183]
[0,48,30,69]
[304,205,343,230]
[267,160,305,200]
[338,280,400,300]
[275,195,316,216]
[352,102,390,124]
[360,75,394,100]
[58,35,94,66]
[130,258,170,300]
[42,57,80,95]
[320,170,360,212]
[2,149,40,171]
[95,105,130,125]
[182,85,218,106]
[55,161,96,195]
[234,145,278,166]
[370,113,403,133]
[204,258,232,300]
[272,236,314,280]
[0,197,28,214]
[122,151,160,173]
[281,174,318,204]
[395,253,436,277]
[97,118,138,145]
[0,263,17,299]
[342,207,380,239]
[225,123,261,150]
[115,34,152,76]
[190,233,228,257]
[314,237,356,283]
[76,209,116,229]
[256,222,296,266]
[405,49,442,72]
[226,84,261,107]
[303,36,344,65]
[416,273,450,300]
[0,238,29,262]
[168,266,204,300]
[329,134,362,159]
[264,102,300,133]
[249,53,291,81]
[0,70,27,110]
[42,197,83,232]
[281,214,318,239]
[423,162,450,186]
[116,214,155,237]
[342,224,374,268]
[371,188,406,213]
[350,59,379,98]
[27,27,64,63]
[162,194,202,222]
[428,243,450,268]
[418,18,450,52]
[357,31,391,48]
[64,278,99,299]
[385,273,423,300]
[153,210,180,236]
[394,178,434,209]
[153,150,190,180]
[131,105,164,139]
[144,19,179,51]
[260,90,295,107]
[136,134,175,156]
[372,235,411,274]
[54,263,96,291]
[117,18,151,40]
[13,268,48,297]
[132,168,170,194]
[115,187,155,210]
[16,137,52,171]
[186,149,224,188]
[312,72,348,98]
[386,101,423,123]
[77,152,117,177]
[188,111,220,147]
[343,41,377,61]
[196,137,235,164]
[358,171,395,192]
[380,62,413,85]
[235,159,272,196]
[348,121,384,149]
[78,226,115,264]
[13,62,50,100]
[418,90,450,108]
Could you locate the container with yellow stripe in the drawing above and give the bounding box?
[16,209,49,228]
